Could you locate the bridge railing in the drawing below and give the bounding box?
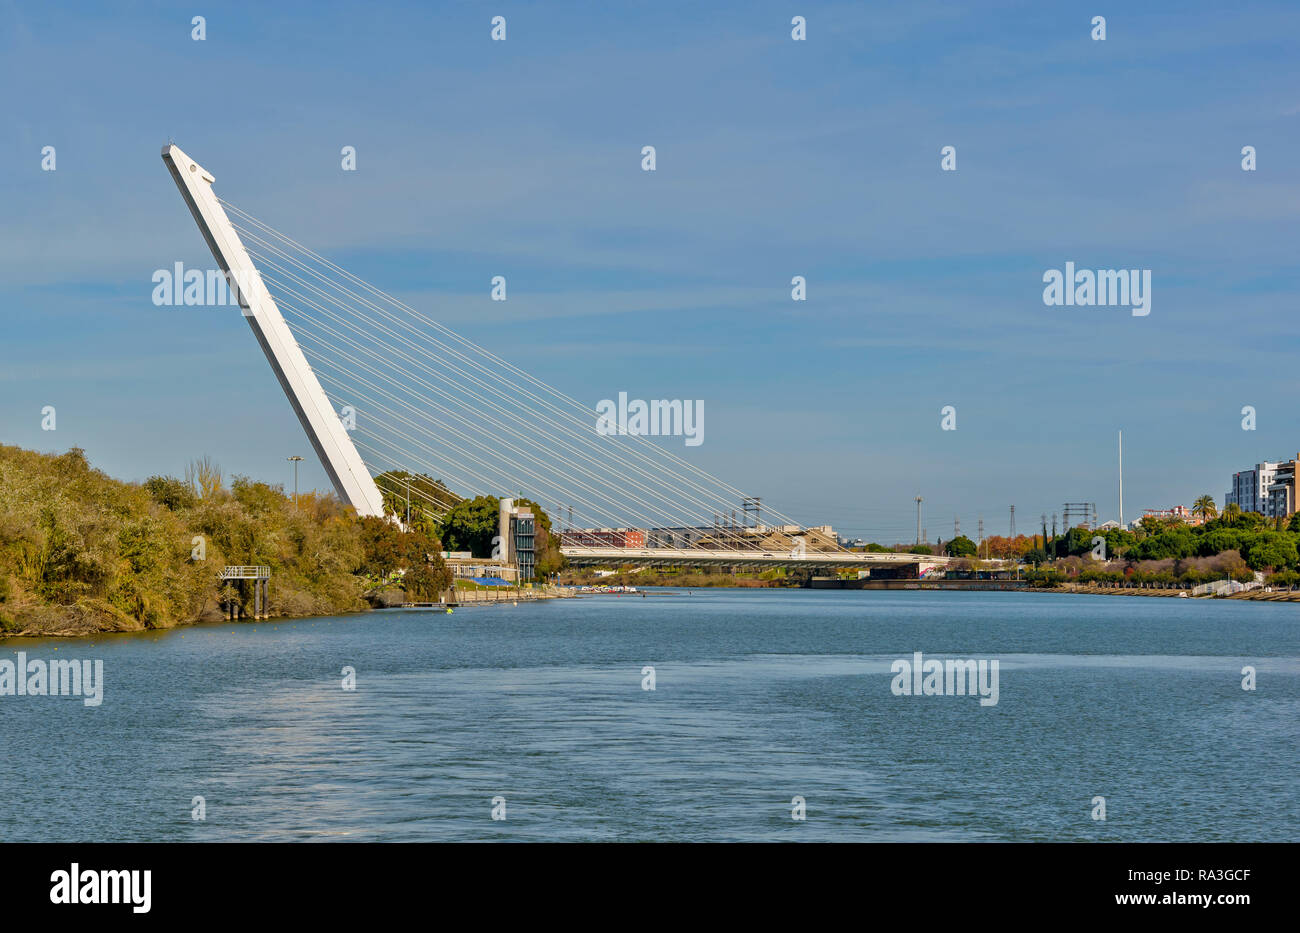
[558,545,982,564]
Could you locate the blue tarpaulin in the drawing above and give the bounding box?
[470,577,512,587]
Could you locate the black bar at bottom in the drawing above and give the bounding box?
[1,842,1287,920]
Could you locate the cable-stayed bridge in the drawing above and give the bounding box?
[162,144,962,576]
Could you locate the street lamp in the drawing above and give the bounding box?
[287,456,303,504]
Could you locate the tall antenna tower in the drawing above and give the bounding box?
[1010,505,1016,538]
[1118,430,1124,528]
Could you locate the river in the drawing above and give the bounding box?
[2,589,1296,841]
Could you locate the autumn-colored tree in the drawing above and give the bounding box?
[185,455,223,499]
[356,516,450,586]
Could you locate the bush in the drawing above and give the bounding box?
[0,443,404,634]
[1196,529,1240,557]
[143,475,198,511]
[1025,568,1065,587]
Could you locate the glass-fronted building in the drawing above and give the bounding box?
[498,498,537,582]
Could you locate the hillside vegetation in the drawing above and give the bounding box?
[0,444,451,637]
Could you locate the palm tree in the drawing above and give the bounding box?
[1222,502,1243,526]
[408,506,438,539]
[1192,494,1218,524]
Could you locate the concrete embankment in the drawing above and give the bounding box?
[402,586,577,609]
[810,578,1027,591]
[1052,583,1300,601]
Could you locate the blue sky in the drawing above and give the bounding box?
[3,0,1299,542]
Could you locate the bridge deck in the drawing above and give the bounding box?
[560,546,985,569]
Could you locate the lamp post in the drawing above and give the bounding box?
[287,456,303,505]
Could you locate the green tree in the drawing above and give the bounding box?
[1130,527,1195,560]
[1238,510,1269,531]
[402,559,449,601]
[438,496,502,558]
[230,476,286,514]
[1196,529,1240,557]
[1063,526,1097,556]
[1137,515,1165,536]
[143,475,198,511]
[356,516,446,577]
[1102,527,1136,557]
[947,535,977,557]
[1241,531,1297,571]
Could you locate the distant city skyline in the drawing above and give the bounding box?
[4,1,1300,542]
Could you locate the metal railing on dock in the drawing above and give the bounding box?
[219,565,271,580]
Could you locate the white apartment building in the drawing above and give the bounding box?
[1225,462,1281,514]
[1265,457,1299,519]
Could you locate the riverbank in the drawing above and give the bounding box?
[5,583,582,638]
[1,595,374,639]
[1049,581,1300,601]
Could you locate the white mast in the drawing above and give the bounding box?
[162,144,386,517]
[1118,430,1124,528]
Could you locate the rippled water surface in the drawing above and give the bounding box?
[2,589,1297,841]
